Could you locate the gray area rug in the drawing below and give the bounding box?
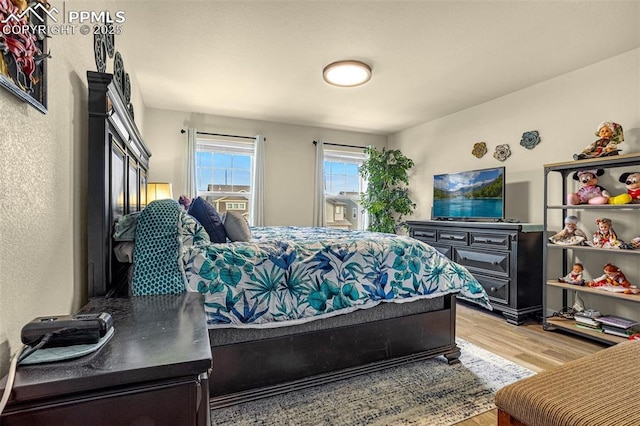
[210,339,535,425]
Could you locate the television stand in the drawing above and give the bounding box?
[406,220,543,325]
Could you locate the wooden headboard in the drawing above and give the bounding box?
[87,71,151,298]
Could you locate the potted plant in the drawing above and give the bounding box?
[359,146,416,233]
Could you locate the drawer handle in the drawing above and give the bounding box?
[416,232,434,237]
[476,238,504,244]
[446,236,465,241]
[490,287,497,292]
[492,261,499,265]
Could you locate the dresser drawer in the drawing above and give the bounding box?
[469,232,510,250]
[437,230,468,245]
[412,228,437,242]
[454,248,510,277]
[475,275,509,305]
[429,243,452,259]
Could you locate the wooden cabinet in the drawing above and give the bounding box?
[542,153,640,345]
[0,294,212,426]
[408,220,543,325]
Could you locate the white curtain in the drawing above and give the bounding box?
[313,140,326,227]
[185,128,197,198]
[251,135,266,226]
[361,146,371,231]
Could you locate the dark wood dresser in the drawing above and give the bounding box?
[407,220,543,325]
[0,293,212,425]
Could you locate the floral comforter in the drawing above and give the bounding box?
[182,225,491,328]
[131,200,491,328]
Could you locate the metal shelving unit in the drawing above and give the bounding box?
[542,153,640,345]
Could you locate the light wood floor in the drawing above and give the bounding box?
[454,302,608,426]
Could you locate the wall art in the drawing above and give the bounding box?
[494,144,511,162]
[472,142,487,158]
[0,1,50,113]
[520,130,540,150]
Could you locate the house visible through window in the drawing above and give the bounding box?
[196,139,253,223]
[324,149,367,230]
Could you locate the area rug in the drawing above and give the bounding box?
[210,339,535,426]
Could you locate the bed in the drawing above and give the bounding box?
[86,71,490,408]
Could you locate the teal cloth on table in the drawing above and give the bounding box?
[132,199,186,295]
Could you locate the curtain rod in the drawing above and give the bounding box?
[180,129,257,140]
[313,140,367,150]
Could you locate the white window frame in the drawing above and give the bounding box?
[196,138,254,222]
[323,149,367,230]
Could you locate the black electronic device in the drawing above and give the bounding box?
[432,166,506,221]
[21,312,113,347]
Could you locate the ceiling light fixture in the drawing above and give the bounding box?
[323,60,372,87]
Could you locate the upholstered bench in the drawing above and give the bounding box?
[495,339,640,426]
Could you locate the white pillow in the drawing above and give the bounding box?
[223,211,251,242]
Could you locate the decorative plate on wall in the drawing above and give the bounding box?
[472,142,487,158]
[94,33,107,73]
[113,52,125,95]
[105,24,115,58]
[520,130,541,149]
[124,73,131,104]
[494,144,511,161]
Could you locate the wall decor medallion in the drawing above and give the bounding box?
[0,0,50,113]
[124,72,131,103]
[472,142,487,158]
[520,130,540,150]
[105,24,115,58]
[113,51,125,94]
[94,32,107,73]
[494,144,511,162]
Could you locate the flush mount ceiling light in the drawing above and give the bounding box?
[323,60,372,87]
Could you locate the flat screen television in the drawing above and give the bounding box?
[432,166,505,221]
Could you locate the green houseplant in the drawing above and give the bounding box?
[359,146,416,233]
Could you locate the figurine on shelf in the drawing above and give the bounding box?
[558,263,585,285]
[587,263,639,294]
[567,169,610,205]
[588,217,622,249]
[573,121,624,160]
[621,235,640,250]
[609,172,640,205]
[548,215,588,246]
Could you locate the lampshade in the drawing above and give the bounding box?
[147,182,173,203]
[323,60,372,87]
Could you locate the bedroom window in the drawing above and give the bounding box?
[196,139,253,221]
[324,150,367,230]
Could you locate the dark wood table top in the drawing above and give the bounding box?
[1,293,212,403]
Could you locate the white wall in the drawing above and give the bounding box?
[389,48,640,319]
[143,109,386,226]
[390,48,640,223]
[0,0,144,375]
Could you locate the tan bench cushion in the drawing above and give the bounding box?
[495,340,640,426]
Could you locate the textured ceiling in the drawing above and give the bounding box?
[114,1,640,135]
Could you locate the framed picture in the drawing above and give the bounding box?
[0,2,50,113]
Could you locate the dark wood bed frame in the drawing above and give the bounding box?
[86,71,461,408]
